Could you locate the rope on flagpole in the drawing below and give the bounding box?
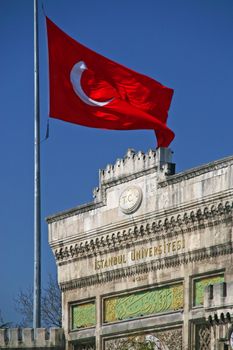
[41,2,46,17]
[40,119,50,143]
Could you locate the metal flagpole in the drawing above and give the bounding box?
[33,0,41,328]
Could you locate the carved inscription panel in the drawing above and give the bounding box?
[72,301,96,329]
[104,283,184,323]
[95,237,185,270]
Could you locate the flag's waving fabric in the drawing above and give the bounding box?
[46,17,175,147]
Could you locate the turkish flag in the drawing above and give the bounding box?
[46,17,175,147]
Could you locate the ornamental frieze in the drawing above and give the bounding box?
[103,328,183,350]
[54,200,232,263]
[59,241,233,291]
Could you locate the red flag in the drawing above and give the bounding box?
[46,17,175,147]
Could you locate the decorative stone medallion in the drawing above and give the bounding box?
[119,186,142,214]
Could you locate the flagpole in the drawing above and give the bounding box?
[33,0,41,328]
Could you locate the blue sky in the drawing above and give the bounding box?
[0,0,233,324]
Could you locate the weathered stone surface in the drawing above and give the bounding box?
[204,281,233,349]
[46,148,233,350]
[104,328,182,350]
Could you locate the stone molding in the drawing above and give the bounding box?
[46,161,160,224]
[46,153,233,224]
[46,148,161,224]
[47,162,158,223]
[49,190,233,248]
[54,200,233,263]
[47,201,105,224]
[60,241,233,291]
[0,328,64,348]
[159,154,233,188]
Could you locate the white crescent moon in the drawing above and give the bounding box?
[70,61,114,107]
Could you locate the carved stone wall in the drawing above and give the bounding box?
[195,324,211,350]
[104,328,182,350]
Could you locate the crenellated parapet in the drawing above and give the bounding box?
[99,148,175,185]
[92,148,175,203]
[0,328,64,349]
[47,147,175,220]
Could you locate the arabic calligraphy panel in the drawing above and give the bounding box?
[104,283,183,323]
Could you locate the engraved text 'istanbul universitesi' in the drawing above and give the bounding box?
[94,238,185,270]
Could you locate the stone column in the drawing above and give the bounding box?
[183,270,190,349]
[95,294,101,350]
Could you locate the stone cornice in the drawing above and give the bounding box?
[52,199,233,263]
[49,190,233,251]
[47,201,105,224]
[46,154,233,224]
[46,148,160,224]
[60,241,233,291]
[159,155,233,188]
[46,166,160,224]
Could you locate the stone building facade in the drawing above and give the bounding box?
[46,148,233,350]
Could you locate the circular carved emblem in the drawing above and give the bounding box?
[119,186,142,214]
